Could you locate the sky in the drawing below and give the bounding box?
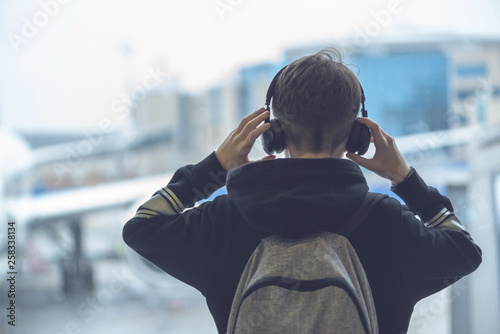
[1,0,500,131]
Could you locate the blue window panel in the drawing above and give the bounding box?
[495,87,500,97]
[353,51,449,137]
[478,96,485,124]
[457,64,487,77]
[178,94,191,149]
[238,62,287,119]
[457,90,477,99]
[209,87,222,123]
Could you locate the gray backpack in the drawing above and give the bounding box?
[227,193,386,334]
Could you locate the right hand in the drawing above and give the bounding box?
[346,118,411,185]
[215,107,275,172]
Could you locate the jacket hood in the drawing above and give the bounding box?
[226,158,369,238]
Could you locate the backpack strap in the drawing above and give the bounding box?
[342,192,388,237]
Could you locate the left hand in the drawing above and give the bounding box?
[216,107,276,171]
[346,117,411,185]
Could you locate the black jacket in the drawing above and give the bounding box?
[123,152,482,333]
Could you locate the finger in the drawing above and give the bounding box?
[238,122,271,153]
[355,117,385,143]
[236,107,266,132]
[354,116,378,127]
[245,122,271,145]
[346,152,372,169]
[241,110,270,137]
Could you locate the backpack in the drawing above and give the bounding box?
[227,193,387,334]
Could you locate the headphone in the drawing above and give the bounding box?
[261,65,371,156]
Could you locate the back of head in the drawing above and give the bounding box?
[272,48,362,154]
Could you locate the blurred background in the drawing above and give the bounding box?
[1,0,500,333]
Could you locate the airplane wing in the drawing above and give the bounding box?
[5,174,172,224]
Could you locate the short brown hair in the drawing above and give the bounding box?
[272,48,361,154]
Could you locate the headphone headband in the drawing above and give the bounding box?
[265,65,288,110]
[265,65,367,117]
[359,84,367,118]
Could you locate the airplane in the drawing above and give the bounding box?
[0,127,178,295]
[0,124,477,295]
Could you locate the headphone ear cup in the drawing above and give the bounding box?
[357,124,371,155]
[262,125,274,155]
[346,122,371,155]
[270,119,285,154]
[261,119,285,155]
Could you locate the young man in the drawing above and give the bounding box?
[123,49,482,333]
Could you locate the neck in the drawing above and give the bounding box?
[285,144,345,159]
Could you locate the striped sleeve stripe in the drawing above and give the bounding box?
[163,187,184,212]
[134,213,157,219]
[425,208,448,228]
[461,230,474,242]
[133,193,179,217]
[432,213,456,229]
[137,208,160,216]
[130,186,184,220]
[159,188,182,214]
[158,191,182,214]
[136,211,156,217]
[425,209,474,241]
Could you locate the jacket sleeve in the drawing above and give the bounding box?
[122,152,227,292]
[391,167,482,300]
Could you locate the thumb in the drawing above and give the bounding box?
[248,155,276,164]
[346,152,370,168]
[259,154,276,161]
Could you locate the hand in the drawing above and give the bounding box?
[216,107,276,171]
[346,118,411,185]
